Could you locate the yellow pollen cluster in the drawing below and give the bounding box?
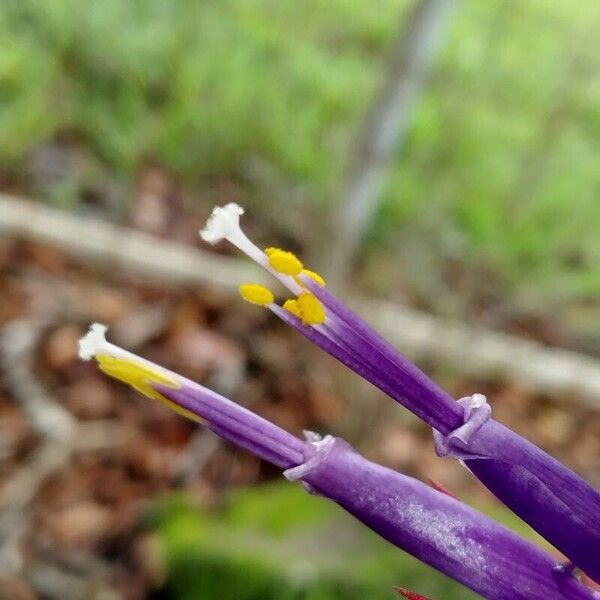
[283,299,302,318]
[298,292,326,324]
[295,269,326,288]
[239,283,275,305]
[265,248,304,276]
[95,355,202,422]
[284,292,326,325]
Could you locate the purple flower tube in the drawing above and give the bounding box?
[286,436,596,600]
[79,325,597,600]
[199,203,600,582]
[304,275,600,584]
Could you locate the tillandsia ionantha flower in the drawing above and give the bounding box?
[79,324,597,600]
[199,203,600,583]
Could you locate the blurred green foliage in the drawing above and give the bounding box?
[1,0,599,300]
[0,0,396,182]
[377,1,600,302]
[153,482,482,599]
[153,482,551,599]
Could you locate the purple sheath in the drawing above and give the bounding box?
[288,437,596,600]
[457,421,600,583]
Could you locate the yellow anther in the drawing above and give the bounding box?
[297,292,326,325]
[96,355,202,422]
[295,269,326,288]
[283,299,302,319]
[267,248,303,276]
[303,269,326,286]
[239,283,275,305]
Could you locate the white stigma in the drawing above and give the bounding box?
[78,322,188,394]
[78,323,110,360]
[78,322,133,363]
[200,203,245,244]
[199,203,304,295]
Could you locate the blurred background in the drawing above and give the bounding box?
[0,0,599,598]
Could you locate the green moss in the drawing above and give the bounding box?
[225,482,335,537]
[153,482,486,600]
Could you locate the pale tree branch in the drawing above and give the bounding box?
[0,193,266,290]
[317,0,457,285]
[1,194,599,407]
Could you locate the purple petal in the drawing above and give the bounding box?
[299,275,463,434]
[154,381,305,469]
[271,304,461,433]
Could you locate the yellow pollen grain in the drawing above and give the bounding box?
[267,249,303,276]
[283,299,302,319]
[297,292,326,325]
[95,355,202,422]
[239,283,275,305]
[264,247,278,257]
[295,269,326,288]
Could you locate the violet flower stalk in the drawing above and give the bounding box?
[200,203,600,582]
[79,324,596,600]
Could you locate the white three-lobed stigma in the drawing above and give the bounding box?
[200,202,245,244]
[79,322,187,380]
[78,323,133,364]
[78,323,110,360]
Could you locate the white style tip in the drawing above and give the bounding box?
[200,203,245,244]
[78,323,109,360]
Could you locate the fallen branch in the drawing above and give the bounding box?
[0,193,266,289]
[0,318,76,440]
[24,557,122,600]
[360,300,600,410]
[1,194,599,406]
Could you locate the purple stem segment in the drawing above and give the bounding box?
[461,420,600,583]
